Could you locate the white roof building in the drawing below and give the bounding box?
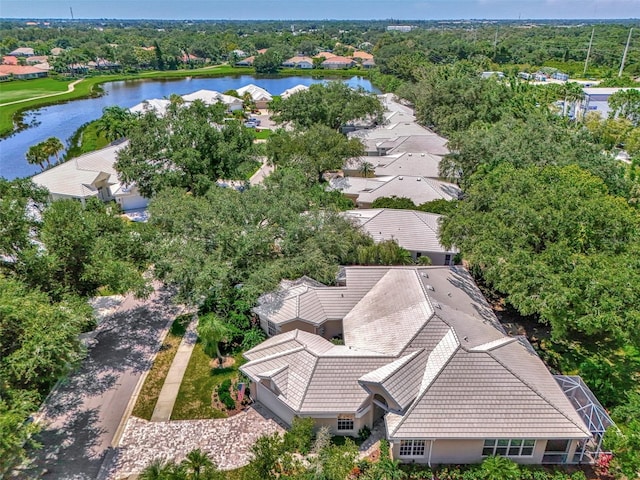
[31,142,148,212]
[281,84,310,99]
[129,98,171,117]
[329,175,460,208]
[181,89,244,111]
[237,84,273,102]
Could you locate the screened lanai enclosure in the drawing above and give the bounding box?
[555,375,616,464]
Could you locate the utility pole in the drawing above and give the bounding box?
[70,6,74,20]
[583,28,594,76]
[619,28,633,77]
[493,29,498,59]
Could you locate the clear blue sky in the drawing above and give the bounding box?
[1,0,639,20]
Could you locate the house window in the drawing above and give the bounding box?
[399,439,426,457]
[267,321,277,337]
[483,439,535,457]
[337,415,354,431]
[444,254,452,265]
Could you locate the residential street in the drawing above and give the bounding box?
[23,284,181,479]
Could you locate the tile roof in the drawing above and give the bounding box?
[32,142,127,198]
[0,65,46,75]
[237,84,273,101]
[330,175,460,206]
[344,209,455,254]
[281,84,309,99]
[243,266,591,439]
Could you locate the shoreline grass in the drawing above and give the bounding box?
[0,66,372,137]
[131,314,191,420]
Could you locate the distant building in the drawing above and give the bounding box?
[321,56,356,70]
[235,56,255,67]
[481,71,504,79]
[282,56,314,69]
[386,25,413,32]
[9,47,34,57]
[281,84,310,99]
[581,87,640,118]
[0,65,48,79]
[552,72,570,81]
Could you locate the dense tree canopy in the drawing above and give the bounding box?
[265,124,364,184]
[269,82,384,131]
[440,164,640,346]
[115,99,257,197]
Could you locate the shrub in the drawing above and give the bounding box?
[358,425,371,441]
[217,379,236,410]
[284,416,315,454]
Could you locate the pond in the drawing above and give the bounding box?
[0,75,378,180]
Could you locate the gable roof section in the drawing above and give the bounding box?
[237,84,273,101]
[355,176,461,205]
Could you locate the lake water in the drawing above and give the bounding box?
[0,75,378,180]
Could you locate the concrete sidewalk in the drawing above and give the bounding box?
[150,316,199,421]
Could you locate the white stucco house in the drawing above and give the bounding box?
[31,142,148,212]
[237,84,273,109]
[243,266,612,466]
[182,89,244,112]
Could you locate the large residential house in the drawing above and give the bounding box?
[329,175,461,208]
[181,89,244,111]
[129,98,171,117]
[243,266,612,466]
[235,56,255,67]
[0,65,48,79]
[281,84,309,99]
[282,56,314,69]
[31,142,148,212]
[237,84,273,109]
[321,56,356,69]
[9,47,34,57]
[344,209,457,265]
[344,152,442,179]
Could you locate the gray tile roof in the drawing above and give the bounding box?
[345,209,456,255]
[243,267,591,439]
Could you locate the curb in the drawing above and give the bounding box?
[96,305,186,480]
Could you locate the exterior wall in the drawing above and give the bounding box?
[311,414,369,436]
[391,438,571,465]
[278,320,315,335]
[412,251,454,266]
[320,319,343,339]
[254,100,270,110]
[253,382,296,425]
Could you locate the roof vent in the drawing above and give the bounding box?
[448,292,452,297]
[417,177,421,181]
[398,176,403,180]
[421,273,429,278]
[408,153,412,156]
[425,284,435,291]
[421,153,425,157]
[433,302,441,309]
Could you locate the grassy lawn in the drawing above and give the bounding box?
[254,129,272,140]
[0,77,73,103]
[131,314,191,420]
[171,344,246,420]
[65,120,110,159]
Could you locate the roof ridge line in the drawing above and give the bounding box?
[363,349,424,384]
[243,345,305,367]
[488,350,591,435]
[297,353,321,411]
[389,330,460,437]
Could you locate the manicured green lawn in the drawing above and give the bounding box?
[131,314,191,420]
[0,77,73,104]
[171,344,246,420]
[254,129,272,140]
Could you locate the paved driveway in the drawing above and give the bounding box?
[23,284,180,479]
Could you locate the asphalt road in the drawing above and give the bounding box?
[22,284,180,479]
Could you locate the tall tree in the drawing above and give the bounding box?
[96,106,135,142]
[270,81,384,131]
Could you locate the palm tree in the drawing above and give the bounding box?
[375,458,407,480]
[197,313,230,366]
[26,144,47,170]
[181,449,215,479]
[480,455,521,480]
[359,161,374,178]
[43,137,64,165]
[139,459,185,480]
[557,82,584,118]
